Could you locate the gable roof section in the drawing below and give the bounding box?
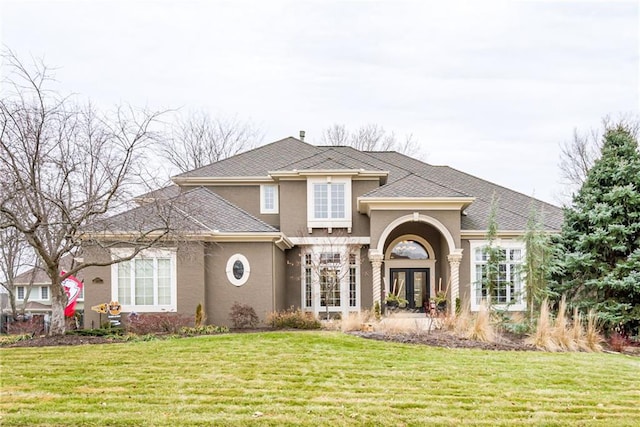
[368,152,563,230]
[362,173,470,198]
[92,187,277,235]
[174,137,320,178]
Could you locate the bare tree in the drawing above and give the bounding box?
[0,225,38,320]
[0,49,178,335]
[298,233,363,320]
[320,123,422,157]
[559,116,639,195]
[161,111,262,173]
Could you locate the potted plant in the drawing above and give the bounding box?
[385,293,408,308]
[434,291,447,312]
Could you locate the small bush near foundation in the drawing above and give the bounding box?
[229,302,260,329]
[126,313,192,335]
[0,334,32,345]
[67,328,126,337]
[267,307,321,329]
[180,325,229,336]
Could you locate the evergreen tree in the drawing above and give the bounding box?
[552,124,640,336]
[482,194,504,311]
[522,205,554,323]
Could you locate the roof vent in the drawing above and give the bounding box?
[299,130,306,141]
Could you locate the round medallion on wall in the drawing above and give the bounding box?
[226,254,250,286]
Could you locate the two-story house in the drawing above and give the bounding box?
[82,136,563,327]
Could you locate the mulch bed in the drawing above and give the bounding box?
[350,330,537,352]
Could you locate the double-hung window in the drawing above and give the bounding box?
[260,184,279,214]
[16,286,25,300]
[40,286,49,300]
[111,248,177,312]
[307,177,352,232]
[470,241,525,311]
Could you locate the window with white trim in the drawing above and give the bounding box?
[306,177,352,231]
[111,248,177,312]
[301,245,360,314]
[304,254,312,308]
[260,184,279,214]
[40,286,49,300]
[16,286,25,300]
[320,253,341,307]
[470,241,525,311]
[226,254,250,286]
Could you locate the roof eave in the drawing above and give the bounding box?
[357,197,476,216]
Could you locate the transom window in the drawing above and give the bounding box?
[111,248,177,312]
[390,240,429,260]
[470,241,525,311]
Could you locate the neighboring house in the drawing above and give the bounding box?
[82,136,563,328]
[2,256,85,325]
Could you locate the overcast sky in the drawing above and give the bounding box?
[1,0,638,205]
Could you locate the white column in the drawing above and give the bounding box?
[369,252,383,308]
[447,252,463,314]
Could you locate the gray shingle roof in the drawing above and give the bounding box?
[94,187,277,234]
[362,173,470,198]
[14,255,78,284]
[175,137,320,178]
[170,137,563,231]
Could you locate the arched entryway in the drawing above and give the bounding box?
[369,213,463,312]
[384,235,436,310]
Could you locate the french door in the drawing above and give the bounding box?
[389,268,430,310]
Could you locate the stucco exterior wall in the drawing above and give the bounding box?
[459,239,472,309]
[80,245,112,329]
[204,241,276,327]
[273,245,287,311]
[279,181,307,236]
[285,246,303,308]
[359,245,373,310]
[279,179,379,238]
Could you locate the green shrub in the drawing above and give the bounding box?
[180,325,229,336]
[267,307,321,329]
[0,334,33,345]
[66,328,126,337]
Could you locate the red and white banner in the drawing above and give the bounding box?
[61,272,84,317]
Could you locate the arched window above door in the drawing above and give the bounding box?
[389,240,429,260]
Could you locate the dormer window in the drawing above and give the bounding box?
[260,184,279,214]
[307,177,352,232]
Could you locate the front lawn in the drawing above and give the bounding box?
[1,331,638,426]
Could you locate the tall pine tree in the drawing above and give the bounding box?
[552,123,640,336]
